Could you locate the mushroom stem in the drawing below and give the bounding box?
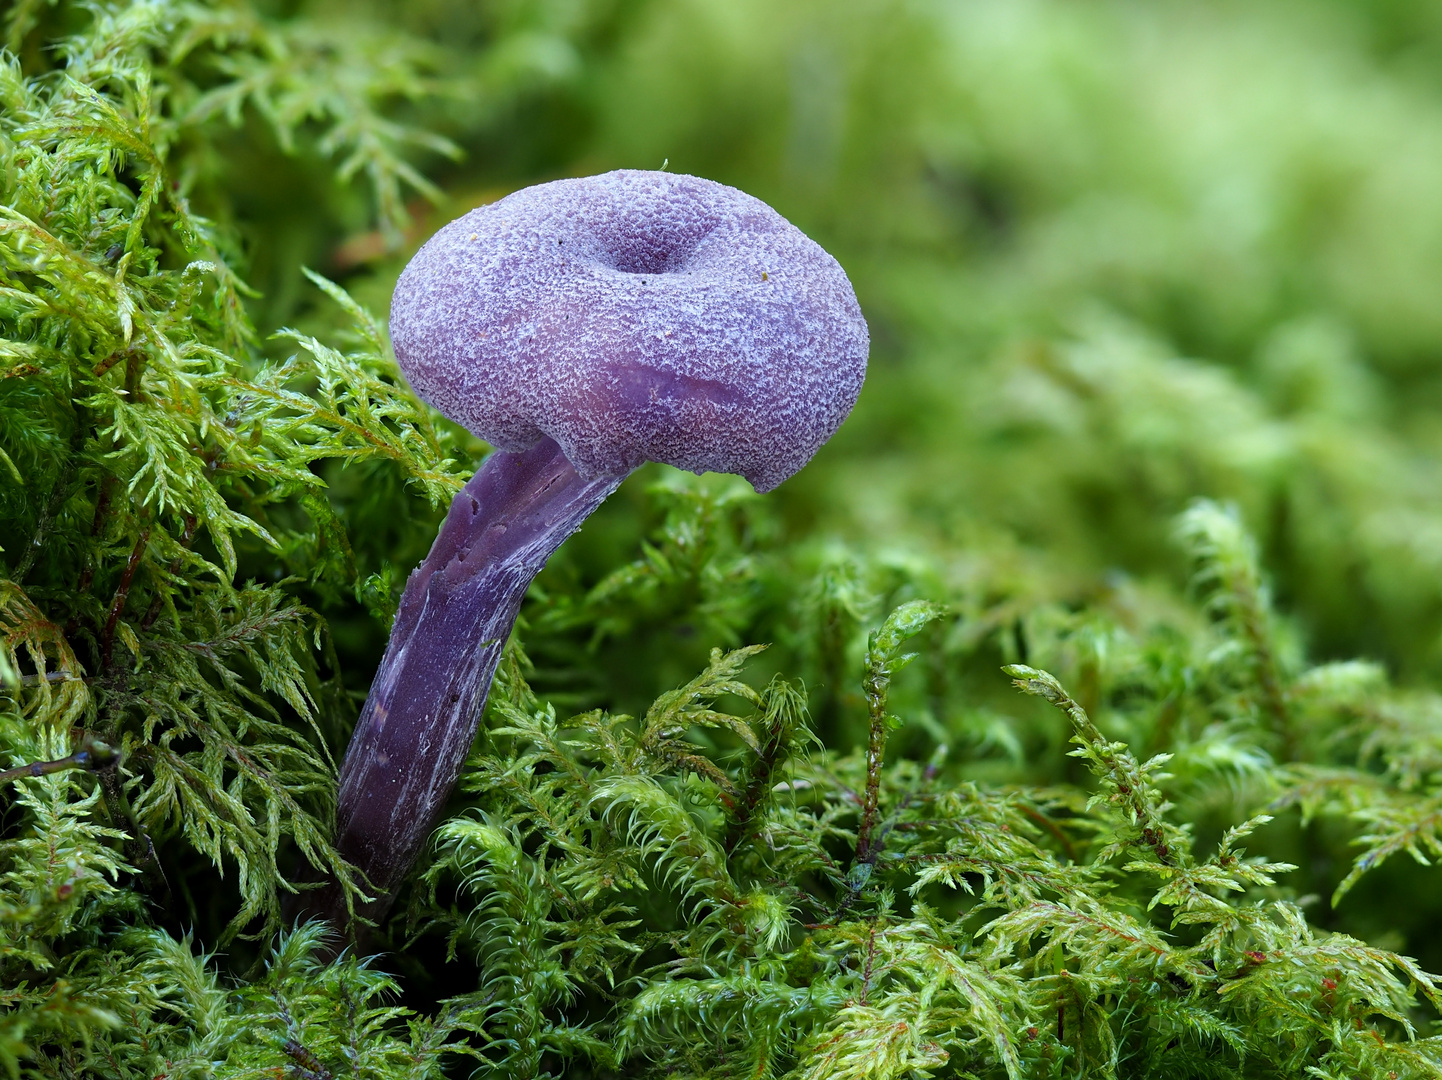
[321,436,625,930]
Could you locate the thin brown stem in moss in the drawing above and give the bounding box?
[100,528,148,674]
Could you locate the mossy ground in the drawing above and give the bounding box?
[5,1,1442,1076]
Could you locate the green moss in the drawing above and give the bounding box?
[7,0,1442,1076]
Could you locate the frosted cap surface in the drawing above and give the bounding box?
[389,170,869,492]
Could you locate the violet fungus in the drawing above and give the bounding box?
[321,169,868,932]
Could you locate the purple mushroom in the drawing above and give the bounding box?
[321,170,868,930]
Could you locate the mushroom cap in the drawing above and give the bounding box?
[389,170,869,492]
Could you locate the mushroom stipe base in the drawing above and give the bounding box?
[307,438,626,932]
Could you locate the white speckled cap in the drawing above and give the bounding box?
[389,170,869,492]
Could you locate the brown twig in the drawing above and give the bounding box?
[0,736,116,786]
[91,350,125,378]
[100,528,148,673]
[122,348,145,401]
[281,1039,334,1080]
